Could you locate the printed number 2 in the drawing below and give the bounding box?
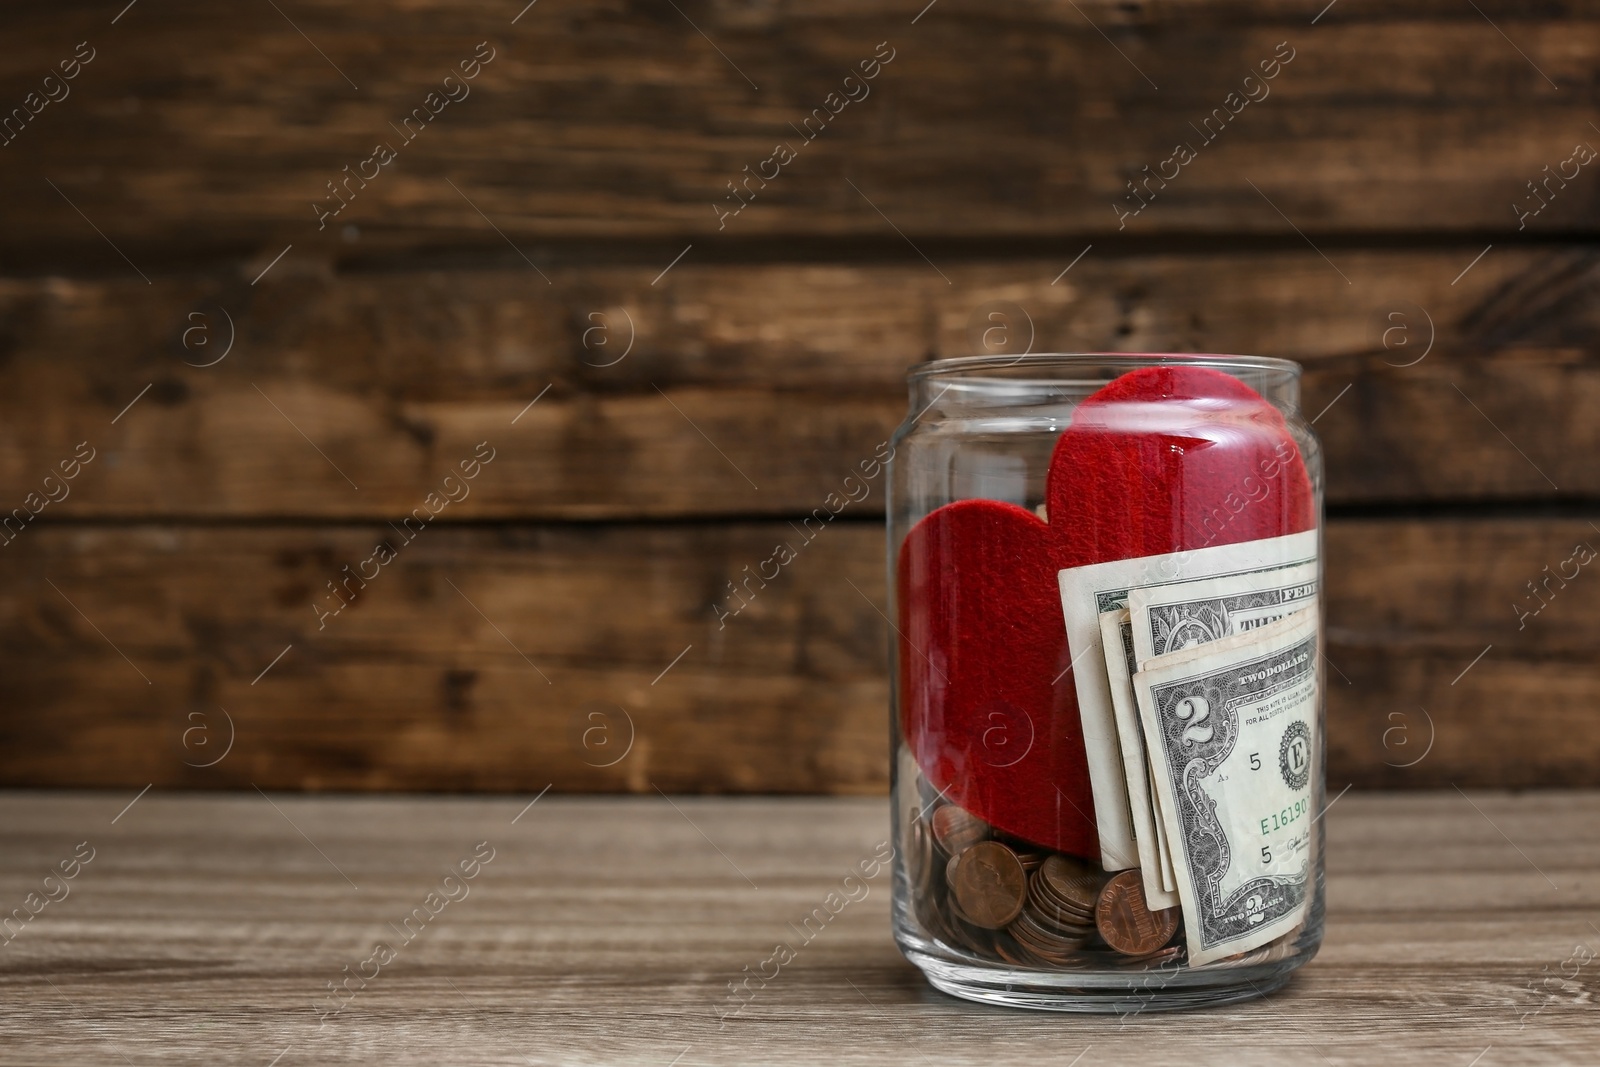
[1249,752,1261,770]
[1174,695,1213,744]
[1261,846,1272,865]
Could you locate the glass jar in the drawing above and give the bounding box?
[887,353,1325,1012]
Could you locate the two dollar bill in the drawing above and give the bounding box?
[1058,530,1319,965]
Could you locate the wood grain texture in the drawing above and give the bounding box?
[0,2,1595,263]
[0,791,1592,1065]
[1325,518,1600,790]
[2,517,1596,792]
[2,247,1597,520]
[0,522,889,795]
[2,0,1595,800]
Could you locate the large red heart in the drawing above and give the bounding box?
[896,364,1316,858]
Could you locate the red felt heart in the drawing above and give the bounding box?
[897,364,1315,858]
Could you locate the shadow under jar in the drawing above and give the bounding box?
[887,354,1326,1012]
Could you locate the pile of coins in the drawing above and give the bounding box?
[907,799,1182,969]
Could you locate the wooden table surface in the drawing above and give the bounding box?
[0,790,1594,1066]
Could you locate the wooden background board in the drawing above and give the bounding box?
[0,791,1593,1065]
[2,2,1599,264]
[1,518,1596,791]
[2,249,1599,517]
[1,1,1598,792]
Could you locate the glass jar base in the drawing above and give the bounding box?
[905,947,1297,1014]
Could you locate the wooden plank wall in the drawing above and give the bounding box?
[0,1,1596,792]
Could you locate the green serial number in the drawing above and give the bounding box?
[1261,797,1310,835]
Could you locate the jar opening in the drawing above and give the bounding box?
[908,352,1302,385]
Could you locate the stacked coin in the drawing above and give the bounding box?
[907,816,939,908]
[1001,855,1090,964]
[1033,855,1101,930]
[907,814,963,944]
[909,797,1187,970]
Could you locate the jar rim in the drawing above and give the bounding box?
[907,352,1302,382]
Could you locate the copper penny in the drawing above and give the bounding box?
[1014,850,1045,874]
[1026,899,1095,938]
[1094,870,1179,956]
[1030,877,1094,915]
[909,818,935,893]
[1010,908,1087,956]
[1037,854,1103,914]
[993,934,1039,968]
[949,841,1027,929]
[931,805,989,856]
